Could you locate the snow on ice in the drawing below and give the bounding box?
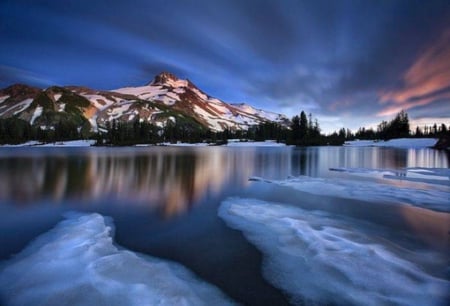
[330,167,450,186]
[218,198,449,306]
[344,138,438,148]
[0,213,235,306]
[249,173,450,212]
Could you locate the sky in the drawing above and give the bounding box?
[1,0,450,133]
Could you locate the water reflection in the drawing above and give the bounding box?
[0,147,293,217]
[0,146,448,218]
[398,204,450,250]
[407,148,450,167]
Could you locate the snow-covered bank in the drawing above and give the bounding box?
[344,138,438,148]
[219,198,449,306]
[0,213,234,306]
[1,140,95,147]
[157,142,210,147]
[0,140,287,148]
[226,140,286,147]
[156,140,287,147]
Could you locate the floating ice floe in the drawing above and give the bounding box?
[249,173,450,212]
[329,167,402,176]
[343,138,438,148]
[330,167,450,187]
[0,213,234,306]
[218,198,449,306]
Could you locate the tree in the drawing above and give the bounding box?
[439,123,448,135]
[291,115,300,143]
[415,126,423,137]
[392,110,410,138]
[299,111,308,142]
[376,110,409,140]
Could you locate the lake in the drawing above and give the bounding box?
[0,145,449,305]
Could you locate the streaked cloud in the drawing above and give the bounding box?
[0,0,449,132]
[379,30,450,116]
[0,65,55,87]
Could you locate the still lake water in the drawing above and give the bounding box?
[0,146,449,305]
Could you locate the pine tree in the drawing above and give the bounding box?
[291,115,300,143]
[299,111,308,141]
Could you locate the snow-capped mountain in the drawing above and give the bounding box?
[0,72,289,132]
[113,72,289,131]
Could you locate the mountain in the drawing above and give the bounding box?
[0,72,289,133]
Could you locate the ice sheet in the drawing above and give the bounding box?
[330,167,450,186]
[406,167,450,177]
[219,198,449,306]
[0,213,234,306]
[344,138,438,148]
[249,174,450,212]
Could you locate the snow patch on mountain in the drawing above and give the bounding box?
[0,98,33,116]
[173,87,185,94]
[192,88,208,100]
[107,103,133,120]
[53,94,62,101]
[114,85,167,101]
[30,106,43,125]
[163,78,189,88]
[16,98,34,113]
[82,94,116,111]
[232,103,285,122]
[0,95,10,104]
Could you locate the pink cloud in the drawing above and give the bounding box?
[378,30,450,116]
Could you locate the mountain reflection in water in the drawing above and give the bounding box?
[0,147,294,217]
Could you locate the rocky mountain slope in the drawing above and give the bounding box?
[0,72,289,133]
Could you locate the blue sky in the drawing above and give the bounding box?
[1,0,449,133]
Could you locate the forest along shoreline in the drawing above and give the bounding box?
[1,109,449,149]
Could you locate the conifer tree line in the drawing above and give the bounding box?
[0,110,448,145]
[0,117,88,145]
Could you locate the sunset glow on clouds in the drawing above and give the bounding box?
[378,30,450,117]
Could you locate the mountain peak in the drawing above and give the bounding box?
[0,83,41,97]
[150,72,180,85]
